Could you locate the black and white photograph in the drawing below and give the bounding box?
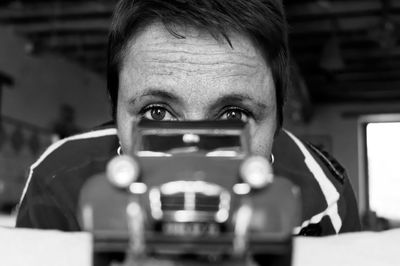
[0,0,399,265]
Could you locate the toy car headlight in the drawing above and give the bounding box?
[240,156,274,189]
[107,155,140,188]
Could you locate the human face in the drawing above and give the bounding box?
[117,22,277,157]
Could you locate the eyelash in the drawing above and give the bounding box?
[139,104,177,121]
[218,106,252,122]
[139,104,252,122]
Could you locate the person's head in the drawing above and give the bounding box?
[107,0,290,158]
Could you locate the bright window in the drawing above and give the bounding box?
[366,122,400,220]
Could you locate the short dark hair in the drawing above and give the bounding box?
[107,0,290,128]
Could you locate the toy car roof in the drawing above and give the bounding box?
[137,120,247,131]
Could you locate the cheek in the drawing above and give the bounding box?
[116,107,134,154]
[249,120,275,157]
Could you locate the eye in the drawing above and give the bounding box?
[141,105,177,121]
[219,108,250,122]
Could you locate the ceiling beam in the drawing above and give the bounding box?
[12,18,110,35]
[290,34,378,52]
[289,16,382,34]
[288,0,400,21]
[293,46,400,64]
[309,81,400,102]
[0,2,113,24]
[287,0,383,21]
[299,60,400,75]
[31,34,107,49]
[306,69,400,83]
[25,28,108,39]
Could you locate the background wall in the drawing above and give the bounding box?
[0,27,110,129]
[285,102,400,214]
[0,27,110,211]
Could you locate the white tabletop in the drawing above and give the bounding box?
[293,229,400,266]
[0,226,399,266]
[0,227,92,266]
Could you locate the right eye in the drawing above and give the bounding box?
[141,105,177,121]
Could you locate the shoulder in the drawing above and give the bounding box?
[272,129,360,235]
[273,129,346,185]
[20,126,119,203]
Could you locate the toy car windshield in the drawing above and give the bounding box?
[134,120,249,157]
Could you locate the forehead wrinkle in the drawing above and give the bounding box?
[137,43,259,64]
[142,64,258,77]
[142,50,258,66]
[133,48,261,77]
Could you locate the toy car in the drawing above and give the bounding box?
[77,120,301,265]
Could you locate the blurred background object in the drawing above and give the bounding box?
[51,103,81,140]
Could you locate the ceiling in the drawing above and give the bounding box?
[1,0,400,106]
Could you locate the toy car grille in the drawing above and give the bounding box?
[150,181,231,222]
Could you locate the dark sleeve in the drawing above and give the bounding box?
[16,172,80,231]
[338,175,362,232]
[307,143,361,233]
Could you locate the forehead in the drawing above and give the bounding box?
[121,21,266,75]
[118,21,275,110]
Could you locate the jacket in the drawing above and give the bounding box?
[16,126,361,235]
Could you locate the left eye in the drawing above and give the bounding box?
[142,106,176,121]
[219,108,249,122]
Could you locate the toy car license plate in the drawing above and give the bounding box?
[162,222,220,236]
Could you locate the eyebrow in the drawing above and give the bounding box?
[209,93,269,111]
[131,88,183,105]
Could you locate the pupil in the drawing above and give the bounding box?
[227,110,242,120]
[151,108,166,120]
